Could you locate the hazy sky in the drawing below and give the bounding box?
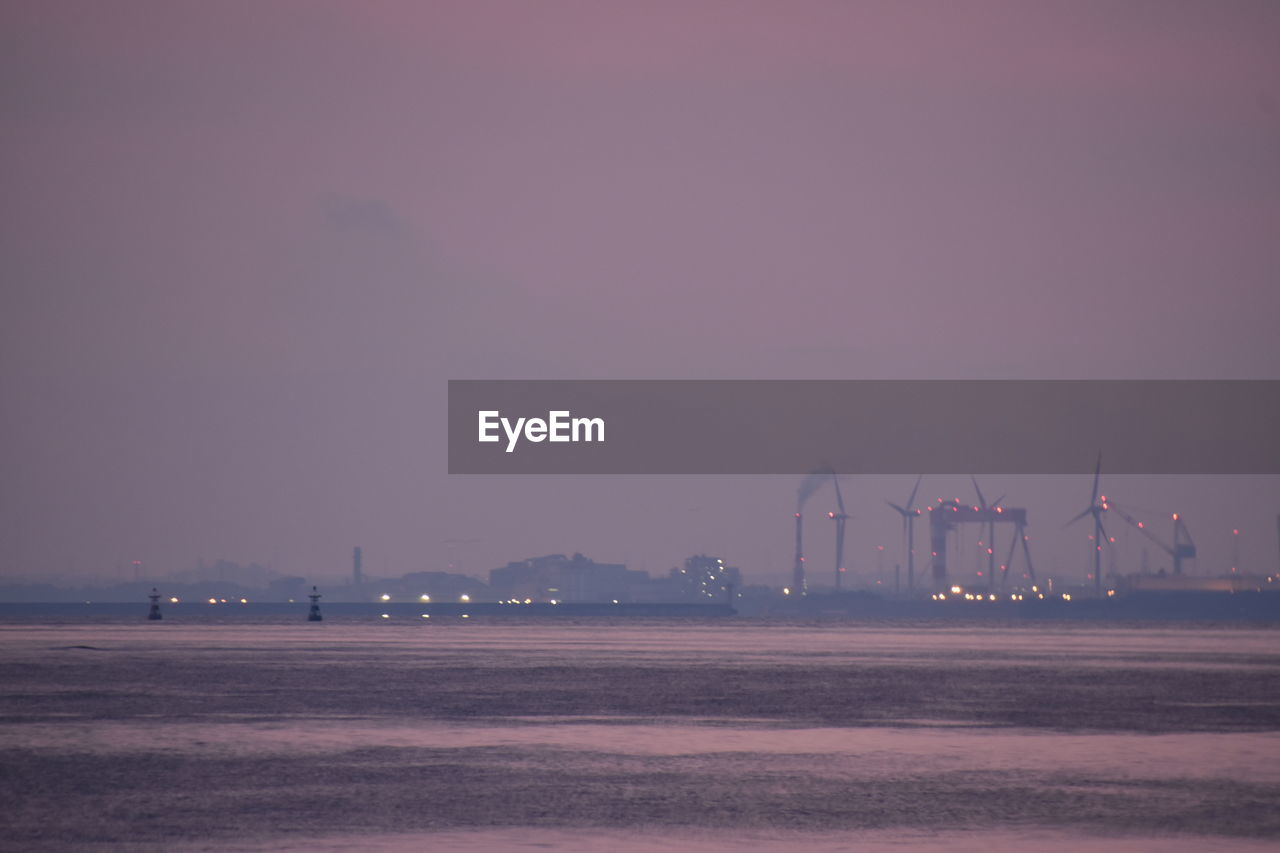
[3,1,1278,587]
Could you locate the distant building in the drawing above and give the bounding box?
[489,553,650,602]
[394,571,484,601]
[268,575,308,600]
[1121,573,1275,593]
[670,554,741,603]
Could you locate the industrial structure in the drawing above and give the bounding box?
[828,472,849,590]
[490,553,650,603]
[792,512,806,595]
[886,476,923,591]
[1068,454,1110,597]
[926,497,1033,591]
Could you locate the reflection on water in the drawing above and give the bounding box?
[2,621,1278,850]
[211,827,1280,853]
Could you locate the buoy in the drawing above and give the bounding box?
[147,588,163,621]
[307,586,323,622]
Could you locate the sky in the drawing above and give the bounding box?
[2,1,1278,588]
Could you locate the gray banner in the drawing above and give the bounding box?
[448,380,1280,475]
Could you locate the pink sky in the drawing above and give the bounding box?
[2,1,1278,586]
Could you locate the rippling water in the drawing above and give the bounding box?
[2,615,1278,851]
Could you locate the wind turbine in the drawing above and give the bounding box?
[828,472,849,591]
[971,476,1005,583]
[886,476,923,592]
[1066,453,1110,597]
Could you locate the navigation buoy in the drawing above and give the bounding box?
[147,588,163,621]
[307,586,323,622]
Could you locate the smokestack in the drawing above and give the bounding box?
[353,546,364,586]
[792,513,806,595]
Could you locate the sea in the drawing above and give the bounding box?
[2,604,1278,852]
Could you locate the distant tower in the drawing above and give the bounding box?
[147,588,163,621]
[792,513,807,595]
[353,546,364,586]
[308,586,323,622]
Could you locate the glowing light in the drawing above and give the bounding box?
[950,586,962,594]
[380,594,391,601]
[938,593,946,600]
[549,599,559,605]
[612,599,619,604]
[524,598,532,604]
[381,613,390,619]
[462,614,470,618]
[239,598,248,604]
[1062,594,1072,601]
[421,614,430,618]
[1172,513,1179,520]
[420,594,431,602]
[169,597,179,604]
[208,598,217,604]
[460,594,471,603]
[783,587,791,596]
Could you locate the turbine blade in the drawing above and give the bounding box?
[1098,518,1115,550]
[832,472,846,514]
[1090,452,1102,505]
[906,475,922,510]
[1065,507,1093,527]
[970,476,988,510]
[886,501,907,516]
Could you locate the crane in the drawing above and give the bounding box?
[1107,504,1198,576]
